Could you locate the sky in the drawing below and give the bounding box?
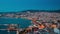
[0,0,60,12]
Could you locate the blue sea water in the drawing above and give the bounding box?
[0,17,31,34]
[0,30,16,34]
[0,17,31,28]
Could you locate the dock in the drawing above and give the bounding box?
[0,24,20,34]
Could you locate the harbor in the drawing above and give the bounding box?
[0,24,21,34]
[0,11,60,34]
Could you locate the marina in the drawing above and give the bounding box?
[0,24,21,34]
[0,11,60,34]
[0,18,31,34]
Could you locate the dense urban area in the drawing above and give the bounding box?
[0,10,60,34]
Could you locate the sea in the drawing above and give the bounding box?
[0,17,31,34]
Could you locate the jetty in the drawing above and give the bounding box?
[0,24,20,34]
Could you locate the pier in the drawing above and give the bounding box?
[0,24,20,34]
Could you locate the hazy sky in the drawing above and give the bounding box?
[0,0,60,12]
